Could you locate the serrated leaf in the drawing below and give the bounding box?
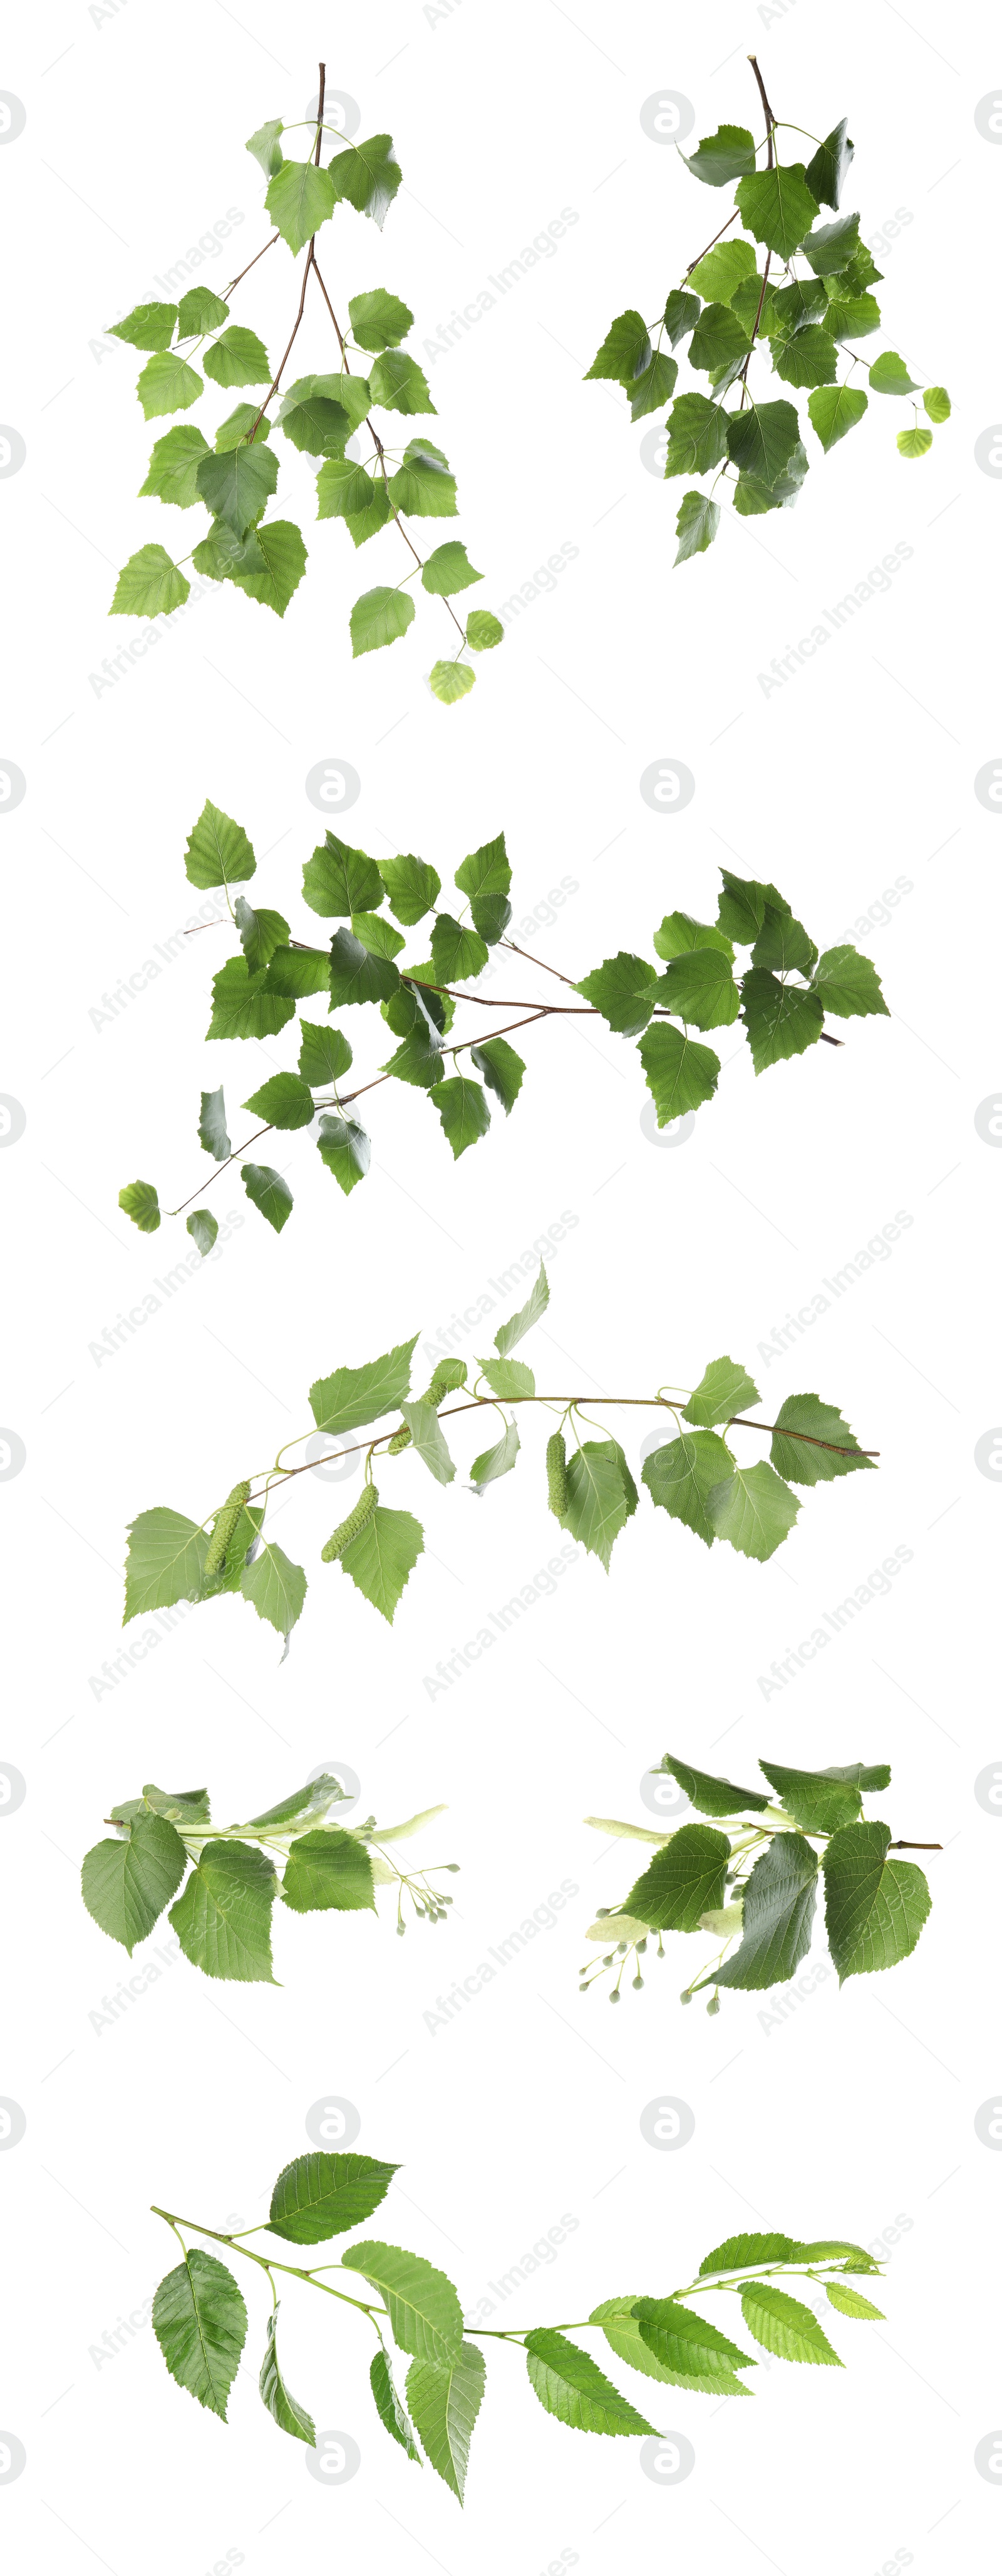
[740,970,824,1073]
[185,800,256,891]
[371,2347,421,2461]
[584,310,652,383]
[303,831,383,917]
[638,1023,720,1123]
[674,489,721,565]
[805,119,854,210]
[339,1505,423,1622]
[406,2345,485,2501]
[240,1540,306,1644]
[215,403,272,453]
[242,1071,314,1131]
[822,287,881,341]
[241,1162,293,1233]
[690,302,752,376]
[197,1088,230,1163]
[169,1841,276,1981]
[153,2250,247,2419]
[470,1418,520,1489]
[266,158,336,253]
[576,951,659,1038]
[276,373,353,457]
[434,1076,490,1159]
[316,457,380,520]
[310,1339,418,1435]
[349,286,413,349]
[726,401,800,484]
[477,1357,535,1401]
[136,353,202,420]
[825,2280,884,2320]
[699,2233,799,2275]
[269,2153,397,2244]
[328,133,401,227]
[654,1754,770,1818]
[524,2331,656,2433]
[342,2242,463,2366]
[110,300,178,351]
[259,2307,315,2443]
[369,349,435,413]
[388,438,457,517]
[741,2284,841,2365]
[378,854,440,924]
[717,867,790,942]
[119,1177,160,1233]
[751,909,817,974]
[495,1265,549,1352]
[823,1821,931,1982]
[683,1356,760,1427]
[226,518,306,616]
[81,1811,188,1954]
[624,1823,730,1930]
[234,897,290,976]
[869,349,920,396]
[196,441,278,538]
[663,289,700,345]
[246,117,284,178]
[421,540,482,597]
[350,585,415,656]
[187,1210,218,1256]
[704,1835,819,1992]
[177,286,230,336]
[562,1439,637,1571]
[111,546,190,617]
[328,928,400,1008]
[688,239,758,302]
[802,212,861,276]
[140,423,212,509]
[758,1759,862,1833]
[658,947,738,1027]
[590,2297,690,2384]
[663,391,730,478]
[737,165,819,259]
[642,1428,734,1547]
[629,351,679,421]
[204,327,271,389]
[708,1460,799,1559]
[399,1398,455,1485]
[207,958,295,1042]
[770,1393,874,1488]
[897,426,933,459]
[681,124,757,186]
[924,384,950,423]
[470,1037,524,1110]
[773,326,838,389]
[634,2300,755,2393]
[428,658,477,703]
[124,1508,207,1621]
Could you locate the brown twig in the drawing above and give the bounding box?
[255,1398,879,1495]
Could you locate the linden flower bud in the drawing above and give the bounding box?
[706,1993,721,2016]
[680,1987,693,2005]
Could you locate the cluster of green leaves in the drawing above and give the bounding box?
[116,802,887,1252]
[107,91,502,696]
[122,1264,876,1659]
[152,2161,889,2499]
[582,1752,933,2006]
[587,69,950,562]
[80,1774,455,1979]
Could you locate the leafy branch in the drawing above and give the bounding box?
[107,63,502,697]
[122,1262,877,1657]
[116,804,887,1252]
[150,2150,891,2500]
[587,57,951,562]
[582,1752,939,2009]
[81,1773,455,1981]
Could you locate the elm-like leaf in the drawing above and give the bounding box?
[259,2307,315,2443]
[341,2242,463,2366]
[524,2331,656,2433]
[153,2250,247,2418]
[269,2152,397,2243]
[406,2345,485,2501]
[371,2348,422,2461]
[741,2284,842,2364]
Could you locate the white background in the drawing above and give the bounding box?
[2,0,998,2570]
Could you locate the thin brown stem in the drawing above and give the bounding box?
[314,63,326,166]
[683,207,741,280]
[257,1398,878,1495]
[500,937,580,990]
[748,55,777,165]
[223,233,279,297]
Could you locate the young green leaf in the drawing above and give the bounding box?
[217,517,307,617]
[124,1508,208,1620]
[495,1264,549,1353]
[328,134,401,228]
[81,1812,188,1955]
[662,289,701,344]
[119,1178,161,1234]
[470,1419,520,1489]
[195,441,279,538]
[705,1836,819,1991]
[470,1038,525,1110]
[111,546,190,617]
[869,351,920,396]
[741,2284,842,2365]
[802,211,862,274]
[421,540,482,596]
[369,350,435,413]
[169,1842,277,1982]
[371,2347,422,2460]
[897,426,932,460]
[266,158,336,254]
[681,125,757,186]
[398,1398,456,1484]
[758,1759,862,1834]
[633,2299,755,2393]
[825,2280,884,2321]
[770,1393,874,1487]
[234,898,291,974]
[642,1428,735,1546]
[309,1339,419,1436]
[924,385,950,423]
[524,2331,656,2433]
[246,117,284,177]
[204,327,271,388]
[304,831,385,917]
[110,301,178,351]
[240,1542,307,1647]
[624,1824,731,1930]
[736,165,819,259]
[269,2152,398,2244]
[341,2243,463,2366]
[434,1076,491,1159]
[805,120,854,210]
[429,659,477,703]
[663,392,730,477]
[378,855,442,923]
[136,353,203,420]
[590,2297,689,2385]
[674,490,721,565]
[810,945,887,1018]
[185,800,256,890]
[199,1088,230,1161]
[477,1357,535,1400]
[187,1210,219,1256]
[575,951,660,1038]
[207,959,296,1041]
[241,1162,294,1233]
[338,1505,424,1622]
[350,585,416,656]
[584,311,652,383]
[707,1460,800,1559]
[773,326,838,389]
[653,1754,770,1818]
[740,971,824,1073]
[629,351,679,420]
[687,239,757,301]
[562,1440,637,1570]
[406,2344,485,2502]
[822,1821,931,1982]
[277,374,352,456]
[689,302,752,376]
[153,2250,247,2419]
[317,458,381,520]
[317,1114,369,1193]
[388,439,457,516]
[242,1072,314,1130]
[349,287,414,349]
[178,286,230,335]
[682,1356,760,1426]
[140,423,212,508]
[726,401,800,485]
[259,2307,315,2443]
[658,949,738,1029]
[637,1024,720,1121]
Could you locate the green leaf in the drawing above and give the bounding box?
[773,326,838,389]
[524,2331,656,2434]
[269,2151,396,2245]
[378,855,440,924]
[818,1762,892,1793]
[195,441,278,538]
[328,133,401,227]
[812,944,888,1014]
[276,374,352,457]
[575,951,659,1038]
[371,2349,421,2460]
[802,212,861,276]
[770,1393,874,1488]
[643,1427,735,1547]
[821,288,881,341]
[185,800,256,891]
[681,1356,759,1428]
[674,490,720,565]
[351,585,416,656]
[123,1508,207,1621]
[407,2346,484,2501]
[204,327,271,388]
[81,1811,187,1954]
[869,350,920,396]
[805,119,854,210]
[658,948,738,1028]
[399,1398,456,1485]
[303,831,383,917]
[689,302,752,376]
[388,439,457,517]
[198,1089,230,1162]
[590,2299,690,2386]
[139,1782,210,1826]
[716,867,789,942]
[758,1759,861,1834]
[740,970,824,1073]
[741,2284,841,2365]
[119,1177,160,1234]
[638,1023,720,1122]
[629,351,678,420]
[239,1542,306,1652]
[111,545,189,617]
[495,1265,549,1352]
[433,1076,490,1159]
[369,349,435,413]
[266,158,336,253]
[245,1775,346,1831]
[708,1460,799,1560]
[259,2307,315,2444]
[798,383,860,456]
[298,1024,351,1093]
[136,353,202,420]
[562,1440,637,1570]
[339,1506,423,1622]
[241,1071,313,1132]
[736,165,819,258]
[234,895,290,974]
[216,953,304,1022]
[241,1162,293,1234]
[662,289,701,345]
[140,423,212,509]
[110,300,178,351]
[897,426,932,459]
[470,1038,524,1111]
[465,611,504,652]
[429,658,477,703]
[698,2233,798,2275]
[177,286,229,335]
[316,457,380,520]
[825,2280,884,2321]
[246,117,284,178]
[382,1022,445,1089]
[654,1754,770,1819]
[342,2243,463,2366]
[328,928,400,1008]
[584,310,651,383]
[477,1356,535,1400]
[924,384,950,423]
[732,443,808,517]
[470,1419,520,1490]
[623,1823,730,1930]
[309,1338,418,1436]
[431,913,492,983]
[681,125,757,186]
[633,2300,755,2394]
[421,541,482,597]
[700,1835,818,1993]
[726,401,800,483]
[688,239,758,302]
[170,1841,276,1982]
[767,277,828,334]
[349,286,413,349]
[823,1821,931,1982]
[751,910,817,974]
[153,2250,247,2419]
[223,517,306,616]
[215,403,272,452]
[187,1210,218,1257]
[663,391,730,478]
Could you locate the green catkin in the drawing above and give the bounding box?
[387,1426,412,1455]
[546,1430,568,1519]
[424,1358,467,1404]
[321,1482,378,1563]
[204,1480,251,1577]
